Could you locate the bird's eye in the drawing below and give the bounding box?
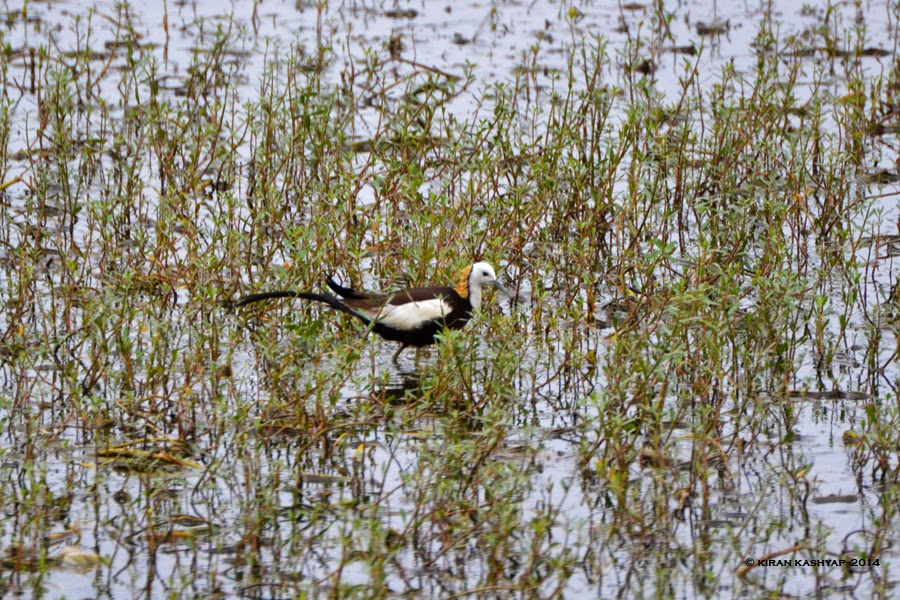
[482,271,489,276]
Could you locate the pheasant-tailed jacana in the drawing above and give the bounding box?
[235,262,508,361]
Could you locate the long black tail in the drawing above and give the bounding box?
[236,278,366,305]
[326,278,380,300]
[233,290,301,307]
[234,290,370,324]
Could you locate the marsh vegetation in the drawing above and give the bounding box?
[0,0,899,597]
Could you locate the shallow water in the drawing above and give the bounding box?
[0,0,899,598]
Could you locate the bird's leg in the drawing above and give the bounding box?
[392,344,408,363]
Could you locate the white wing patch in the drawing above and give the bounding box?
[360,298,452,331]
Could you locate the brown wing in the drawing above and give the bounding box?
[387,286,459,306]
[335,286,461,316]
[338,296,388,313]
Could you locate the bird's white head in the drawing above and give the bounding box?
[462,262,508,309]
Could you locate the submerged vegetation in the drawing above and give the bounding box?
[0,0,899,597]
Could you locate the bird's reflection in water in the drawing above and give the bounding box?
[369,366,486,433]
[370,369,422,405]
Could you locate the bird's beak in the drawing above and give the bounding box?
[491,279,510,297]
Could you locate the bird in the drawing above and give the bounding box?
[234,262,508,361]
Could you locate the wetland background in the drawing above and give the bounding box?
[0,0,899,597]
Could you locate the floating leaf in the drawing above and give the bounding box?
[55,546,102,568]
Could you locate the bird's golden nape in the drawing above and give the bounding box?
[234,261,505,362]
[454,265,473,299]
